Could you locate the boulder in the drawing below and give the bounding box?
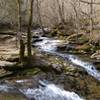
[32,35,39,38]
[57,44,76,51]
[0,61,16,67]
[32,38,43,43]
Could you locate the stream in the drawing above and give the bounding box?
[0,79,84,100]
[0,35,100,100]
[33,36,100,81]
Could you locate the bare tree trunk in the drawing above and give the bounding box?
[36,0,45,33]
[61,1,65,22]
[79,0,94,34]
[71,0,80,41]
[90,0,94,34]
[56,0,65,24]
[27,0,34,64]
[17,0,25,63]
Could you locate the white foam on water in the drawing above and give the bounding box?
[20,82,84,100]
[33,37,100,81]
[68,55,100,81]
[0,81,84,100]
[0,84,12,92]
[16,80,28,83]
[0,80,84,100]
[34,37,63,52]
[0,84,19,93]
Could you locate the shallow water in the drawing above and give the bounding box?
[0,80,84,100]
[0,36,100,100]
[33,37,100,81]
[20,80,84,100]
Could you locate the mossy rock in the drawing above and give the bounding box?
[78,35,89,44]
[22,68,40,76]
[0,93,26,100]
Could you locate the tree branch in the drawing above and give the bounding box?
[79,0,100,5]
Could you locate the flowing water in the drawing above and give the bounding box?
[33,37,100,81]
[20,80,84,100]
[0,36,100,100]
[0,80,84,100]
[0,36,85,100]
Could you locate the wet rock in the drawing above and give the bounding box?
[57,45,66,51]
[32,35,43,43]
[52,64,63,73]
[32,28,51,37]
[57,44,75,51]
[0,81,20,94]
[32,35,39,38]
[32,38,43,43]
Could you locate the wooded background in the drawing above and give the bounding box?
[0,0,100,28]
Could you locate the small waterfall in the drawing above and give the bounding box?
[54,53,100,81]
[0,80,84,100]
[33,37,100,81]
[19,80,84,100]
[34,37,63,52]
[68,55,100,80]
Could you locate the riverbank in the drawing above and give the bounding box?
[0,29,100,100]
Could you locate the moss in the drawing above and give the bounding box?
[0,94,26,100]
[78,35,89,44]
[22,68,40,76]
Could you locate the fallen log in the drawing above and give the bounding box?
[66,33,83,40]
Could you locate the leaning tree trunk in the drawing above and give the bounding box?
[27,0,34,65]
[17,0,25,63]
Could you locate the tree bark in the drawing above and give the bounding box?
[56,0,65,24]
[79,0,100,5]
[27,0,34,64]
[36,0,45,33]
[79,0,94,34]
[71,0,80,41]
[17,0,25,63]
[90,0,94,34]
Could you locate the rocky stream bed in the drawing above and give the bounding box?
[0,29,100,100]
